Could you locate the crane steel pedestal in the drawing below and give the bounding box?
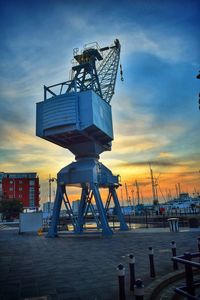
[36,39,128,236]
[47,158,128,237]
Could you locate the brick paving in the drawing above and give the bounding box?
[0,228,199,300]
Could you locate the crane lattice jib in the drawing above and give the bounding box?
[67,39,121,103]
[97,42,121,103]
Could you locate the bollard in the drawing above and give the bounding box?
[168,218,179,232]
[171,241,178,270]
[134,279,144,300]
[117,263,126,300]
[148,246,156,277]
[129,254,135,291]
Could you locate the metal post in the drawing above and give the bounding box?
[148,247,156,277]
[49,174,51,214]
[117,264,126,300]
[129,254,135,291]
[44,85,47,100]
[184,252,195,296]
[171,241,178,270]
[134,279,144,300]
[145,209,148,228]
[162,214,165,228]
[197,237,200,252]
[198,237,200,265]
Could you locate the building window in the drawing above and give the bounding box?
[19,180,23,184]
[29,200,35,207]
[19,194,22,198]
[29,180,35,186]
[9,187,13,191]
[10,180,13,184]
[19,187,23,191]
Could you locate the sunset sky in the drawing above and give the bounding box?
[0,0,199,205]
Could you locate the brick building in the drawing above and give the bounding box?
[0,172,40,209]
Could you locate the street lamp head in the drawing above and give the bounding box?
[49,177,57,182]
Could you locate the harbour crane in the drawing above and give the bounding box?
[36,39,128,236]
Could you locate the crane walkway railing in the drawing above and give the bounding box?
[44,80,77,100]
[172,252,200,299]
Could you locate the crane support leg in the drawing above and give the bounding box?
[110,187,129,231]
[46,184,63,237]
[75,186,88,234]
[92,183,113,235]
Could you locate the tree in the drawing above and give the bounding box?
[0,198,23,220]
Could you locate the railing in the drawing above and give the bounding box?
[109,213,199,229]
[138,207,200,217]
[43,213,200,231]
[172,252,200,299]
[43,80,77,100]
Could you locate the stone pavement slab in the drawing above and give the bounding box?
[0,228,199,300]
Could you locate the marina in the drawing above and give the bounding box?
[0,0,199,299]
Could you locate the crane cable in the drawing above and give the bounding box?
[120,63,124,82]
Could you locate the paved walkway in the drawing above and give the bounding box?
[0,228,199,300]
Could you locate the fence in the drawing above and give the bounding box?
[172,252,200,299]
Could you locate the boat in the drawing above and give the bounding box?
[166,193,200,209]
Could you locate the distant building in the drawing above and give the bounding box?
[72,199,97,215]
[0,172,40,209]
[72,200,80,214]
[43,201,54,214]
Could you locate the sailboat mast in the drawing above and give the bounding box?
[135,180,140,205]
[125,183,130,207]
[149,164,158,205]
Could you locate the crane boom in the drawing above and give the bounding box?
[97,39,121,103]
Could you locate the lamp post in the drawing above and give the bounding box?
[48,175,57,214]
